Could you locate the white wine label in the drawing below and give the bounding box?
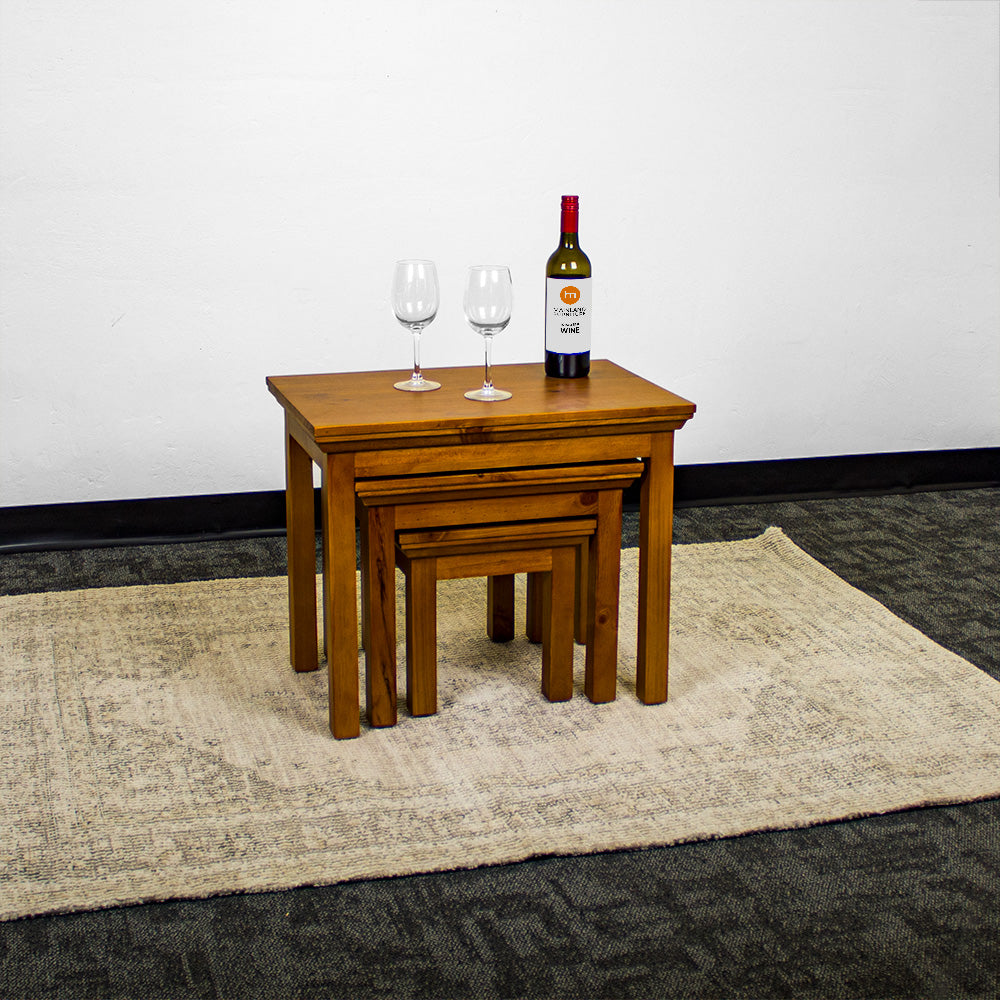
[545,277,592,354]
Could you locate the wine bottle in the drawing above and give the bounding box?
[544,194,591,378]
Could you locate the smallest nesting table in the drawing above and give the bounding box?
[267,360,696,738]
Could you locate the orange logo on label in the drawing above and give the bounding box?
[560,286,581,304]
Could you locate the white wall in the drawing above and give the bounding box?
[1,0,997,507]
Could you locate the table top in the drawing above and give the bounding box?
[267,360,695,448]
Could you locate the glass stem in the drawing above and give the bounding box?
[411,329,423,382]
[482,335,495,391]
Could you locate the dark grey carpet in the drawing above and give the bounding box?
[2,489,998,999]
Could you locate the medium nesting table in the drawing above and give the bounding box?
[267,360,696,738]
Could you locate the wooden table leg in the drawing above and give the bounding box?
[541,548,575,702]
[535,541,588,645]
[285,420,318,673]
[360,504,397,728]
[636,432,675,704]
[405,557,438,716]
[585,489,623,704]
[525,573,544,644]
[487,575,515,641]
[574,538,588,645]
[321,452,361,739]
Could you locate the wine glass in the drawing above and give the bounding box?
[463,265,513,402]
[391,259,441,391]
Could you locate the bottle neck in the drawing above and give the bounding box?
[560,208,579,236]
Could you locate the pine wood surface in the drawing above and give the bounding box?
[355,461,644,501]
[357,470,635,728]
[269,359,695,738]
[395,525,590,712]
[267,360,695,448]
[395,518,599,557]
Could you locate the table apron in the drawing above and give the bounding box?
[352,433,662,477]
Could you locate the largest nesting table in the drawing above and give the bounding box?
[267,360,696,738]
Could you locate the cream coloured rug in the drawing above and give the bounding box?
[3,529,999,921]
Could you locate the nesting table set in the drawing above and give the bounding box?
[267,360,696,739]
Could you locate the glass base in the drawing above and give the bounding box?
[464,387,512,401]
[394,378,441,392]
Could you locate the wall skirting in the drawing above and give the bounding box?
[2,448,996,553]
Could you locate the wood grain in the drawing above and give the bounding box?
[585,489,624,704]
[404,556,438,717]
[487,576,515,642]
[636,433,675,704]
[284,419,318,673]
[396,526,595,715]
[541,546,576,703]
[321,452,361,739]
[268,359,695,738]
[360,503,397,728]
[268,361,696,449]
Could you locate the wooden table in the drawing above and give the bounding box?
[267,360,696,738]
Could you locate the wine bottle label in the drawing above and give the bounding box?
[545,277,591,354]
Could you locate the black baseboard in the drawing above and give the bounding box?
[674,447,999,507]
[1,448,996,553]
